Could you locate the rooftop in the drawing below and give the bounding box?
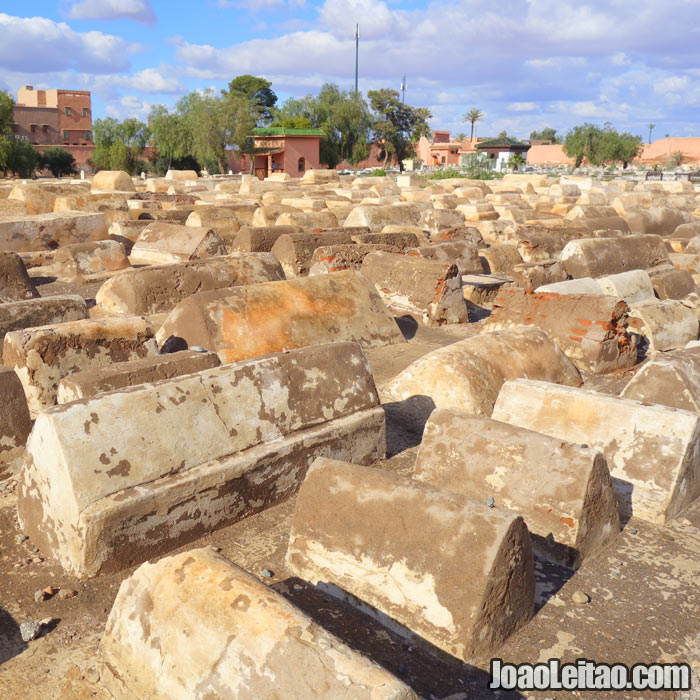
[476,136,531,150]
[252,127,326,137]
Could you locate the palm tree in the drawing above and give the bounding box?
[455,132,468,142]
[648,123,655,144]
[463,108,484,142]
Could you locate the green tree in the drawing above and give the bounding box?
[529,127,560,144]
[178,90,255,174]
[225,75,277,124]
[599,126,643,168]
[454,132,468,142]
[275,84,372,169]
[91,117,150,174]
[0,90,14,137]
[508,152,526,170]
[563,123,604,167]
[148,104,191,170]
[39,147,77,177]
[367,88,431,171]
[463,107,484,141]
[270,116,313,129]
[0,137,40,178]
[563,123,643,168]
[648,123,655,144]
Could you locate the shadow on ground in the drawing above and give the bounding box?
[0,606,27,666]
[275,577,526,700]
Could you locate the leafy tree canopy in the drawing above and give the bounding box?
[367,88,431,172]
[91,117,150,174]
[39,147,77,177]
[529,127,560,144]
[0,90,14,138]
[0,137,40,178]
[225,75,277,124]
[275,84,373,168]
[563,122,642,168]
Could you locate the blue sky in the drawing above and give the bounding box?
[2,0,700,140]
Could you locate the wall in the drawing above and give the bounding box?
[526,144,574,166]
[639,138,700,165]
[280,136,321,176]
[12,106,59,145]
[56,91,93,146]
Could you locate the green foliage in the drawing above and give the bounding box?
[668,150,683,168]
[148,104,191,169]
[529,127,560,144]
[0,137,40,177]
[367,168,387,176]
[599,127,643,167]
[460,153,503,179]
[150,154,201,177]
[91,117,150,174]
[39,147,77,177]
[563,123,600,167]
[563,123,642,168]
[276,84,372,169]
[507,152,526,169]
[225,75,277,124]
[426,166,463,180]
[0,90,14,138]
[463,108,484,141]
[367,88,431,172]
[269,116,314,129]
[177,90,254,174]
[348,139,369,168]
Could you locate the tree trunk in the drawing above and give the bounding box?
[470,123,475,141]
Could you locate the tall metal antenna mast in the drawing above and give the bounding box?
[354,24,360,93]
[401,74,407,102]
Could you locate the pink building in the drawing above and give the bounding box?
[242,128,324,178]
[415,130,465,167]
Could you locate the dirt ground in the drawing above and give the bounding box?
[0,280,697,699]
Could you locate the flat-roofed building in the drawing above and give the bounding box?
[13,86,95,166]
[242,127,325,179]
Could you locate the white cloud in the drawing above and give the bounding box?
[105,94,154,119]
[508,102,537,112]
[0,13,141,74]
[119,68,183,93]
[216,0,306,9]
[611,52,630,66]
[68,0,156,24]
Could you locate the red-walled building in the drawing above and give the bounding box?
[242,127,324,178]
[13,86,94,166]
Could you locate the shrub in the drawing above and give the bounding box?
[39,147,77,177]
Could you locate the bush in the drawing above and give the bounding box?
[39,147,77,177]
[151,154,201,177]
[368,168,387,176]
[0,136,40,178]
[427,166,462,180]
[668,151,683,168]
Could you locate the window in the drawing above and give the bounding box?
[62,130,69,139]
[30,124,36,133]
[82,108,89,117]
[84,130,91,140]
[298,157,306,172]
[42,125,48,132]
[65,107,71,116]
[441,156,446,163]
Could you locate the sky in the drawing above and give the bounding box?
[2,0,700,140]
